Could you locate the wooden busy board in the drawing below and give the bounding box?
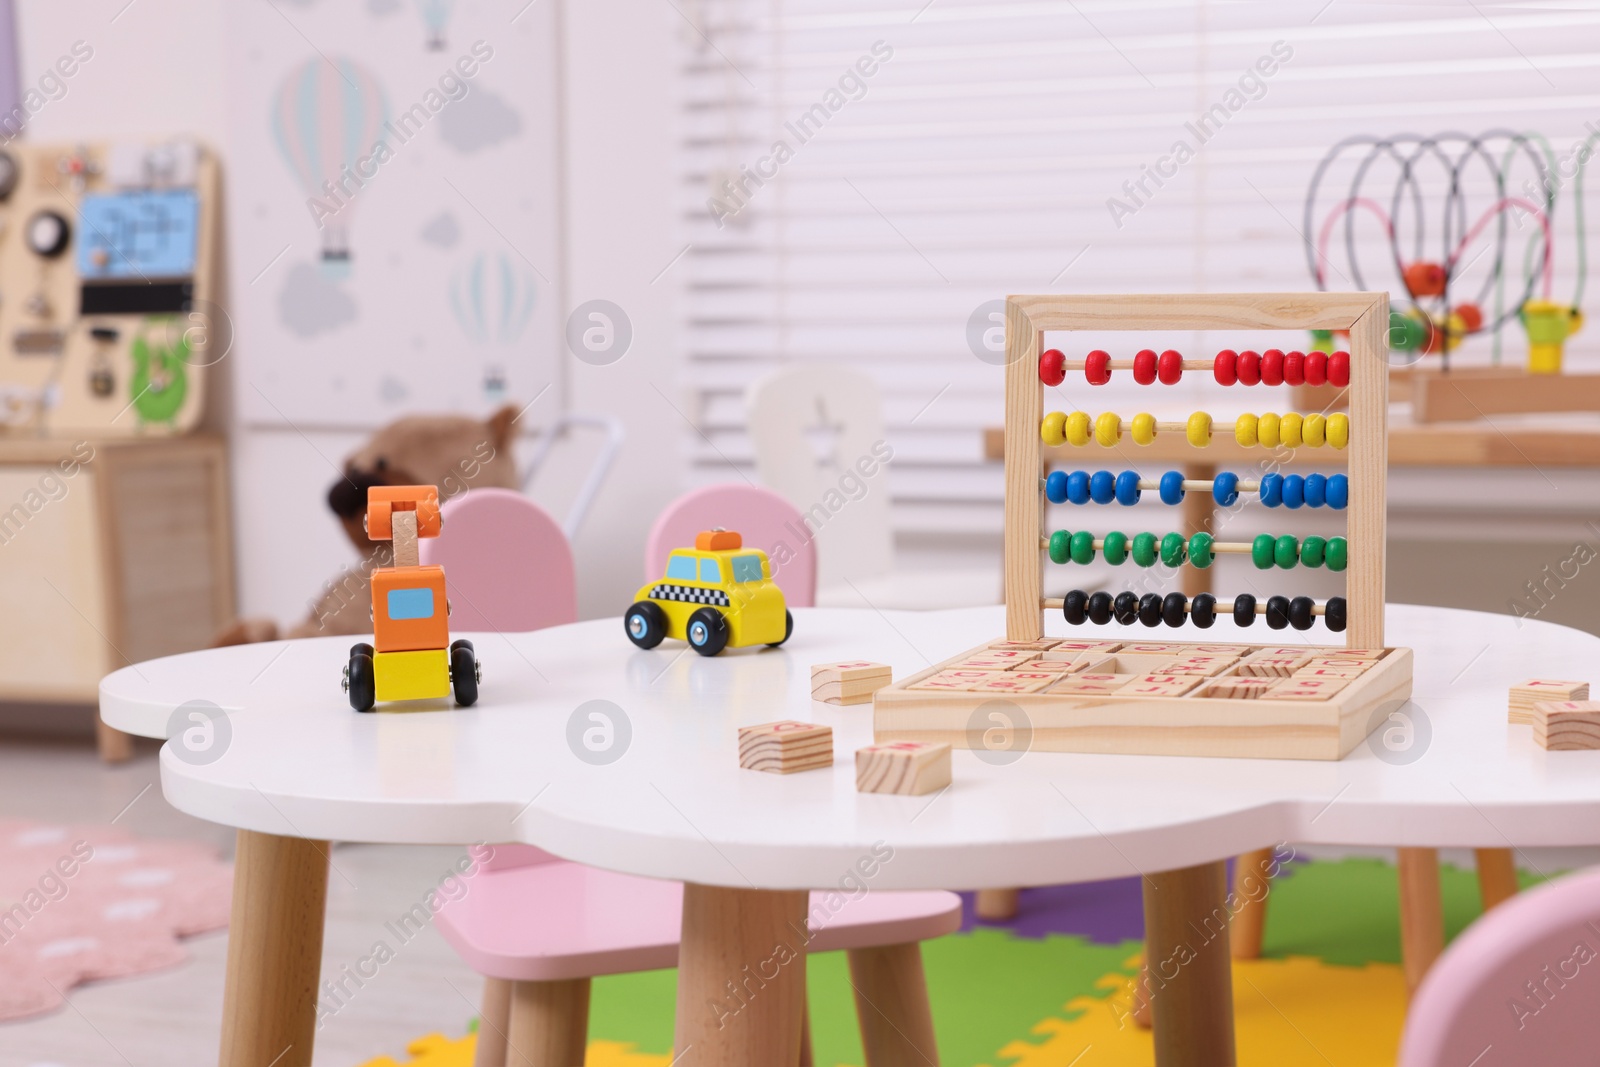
[873,636,1412,760]
[873,291,1414,760]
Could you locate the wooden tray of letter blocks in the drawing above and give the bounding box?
[873,637,1413,760]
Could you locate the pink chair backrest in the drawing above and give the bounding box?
[645,483,816,607]
[1400,865,1600,1066]
[420,488,577,632]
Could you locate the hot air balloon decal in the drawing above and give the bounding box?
[417,0,454,50]
[272,57,390,276]
[450,250,537,346]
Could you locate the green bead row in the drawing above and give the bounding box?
[1249,533,1347,571]
[1048,530,1226,570]
[1049,530,1347,571]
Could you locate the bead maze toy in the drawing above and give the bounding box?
[342,485,481,712]
[624,528,792,656]
[1301,131,1600,423]
[873,292,1414,760]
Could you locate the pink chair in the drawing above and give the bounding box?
[420,488,577,631]
[646,483,817,607]
[1399,865,1600,1066]
[438,845,959,1067]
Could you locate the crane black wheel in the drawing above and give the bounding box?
[451,644,480,706]
[346,648,375,712]
[624,601,668,649]
[686,608,730,656]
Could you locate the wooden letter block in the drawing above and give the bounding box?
[1161,655,1240,676]
[856,741,952,796]
[1049,672,1131,695]
[971,671,1057,694]
[1268,677,1350,700]
[1186,644,1255,656]
[1510,679,1590,725]
[1237,654,1311,678]
[1295,665,1366,680]
[987,638,1062,651]
[811,661,892,706]
[1120,642,1187,655]
[957,650,1039,670]
[738,721,833,774]
[1301,658,1372,673]
[908,669,992,692]
[1533,701,1600,750]
[1047,640,1123,654]
[1116,674,1201,697]
[1201,677,1277,700]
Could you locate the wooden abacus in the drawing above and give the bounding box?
[873,292,1414,760]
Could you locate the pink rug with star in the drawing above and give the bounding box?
[0,818,232,1021]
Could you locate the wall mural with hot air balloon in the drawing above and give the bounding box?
[224,0,561,427]
[271,56,390,275]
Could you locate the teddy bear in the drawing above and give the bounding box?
[213,405,520,645]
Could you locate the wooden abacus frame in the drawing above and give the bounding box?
[1003,291,1391,648]
[870,290,1412,761]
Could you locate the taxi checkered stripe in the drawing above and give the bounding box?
[648,583,730,607]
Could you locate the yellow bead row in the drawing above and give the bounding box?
[1041,411,1350,450]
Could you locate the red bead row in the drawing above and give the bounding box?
[1038,348,1351,388]
[1215,349,1348,388]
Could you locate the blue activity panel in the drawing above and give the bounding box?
[76,190,200,279]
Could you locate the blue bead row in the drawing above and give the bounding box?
[1047,469,1348,510]
[1256,472,1347,509]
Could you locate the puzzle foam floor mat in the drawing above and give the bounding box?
[357,856,1542,1067]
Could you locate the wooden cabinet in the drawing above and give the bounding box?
[0,434,234,758]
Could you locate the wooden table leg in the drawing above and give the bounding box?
[674,883,809,1067]
[505,978,590,1067]
[1181,463,1217,599]
[1397,847,1444,994]
[220,830,330,1067]
[847,942,940,1066]
[96,718,133,762]
[1229,846,1277,960]
[1475,847,1520,912]
[1143,860,1236,1067]
[974,888,1019,921]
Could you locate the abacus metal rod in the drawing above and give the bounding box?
[1040,596,1331,616]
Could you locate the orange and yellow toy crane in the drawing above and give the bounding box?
[342,485,480,712]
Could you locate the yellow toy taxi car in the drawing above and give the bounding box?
[624,529,792,656]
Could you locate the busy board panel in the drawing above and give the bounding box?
[0,140,220,437]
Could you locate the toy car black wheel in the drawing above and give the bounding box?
[767,610,793,648]
[450,638,475,656]
[686,607,729,656]
[345,647,375,712]
[451,644,480,707]
[624,601,668,649]
[353,642,374,659]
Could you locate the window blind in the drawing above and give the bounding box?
[675,0,1600,537]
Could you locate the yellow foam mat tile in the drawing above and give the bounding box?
[356,1034,672,1067]
[994,953,1408,1067]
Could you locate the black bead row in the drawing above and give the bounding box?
[1059,590,1346,633]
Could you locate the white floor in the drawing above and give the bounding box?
[4,735,1598,1067]
[1,737,490,1067]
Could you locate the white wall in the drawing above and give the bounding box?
[13,0,685,627]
